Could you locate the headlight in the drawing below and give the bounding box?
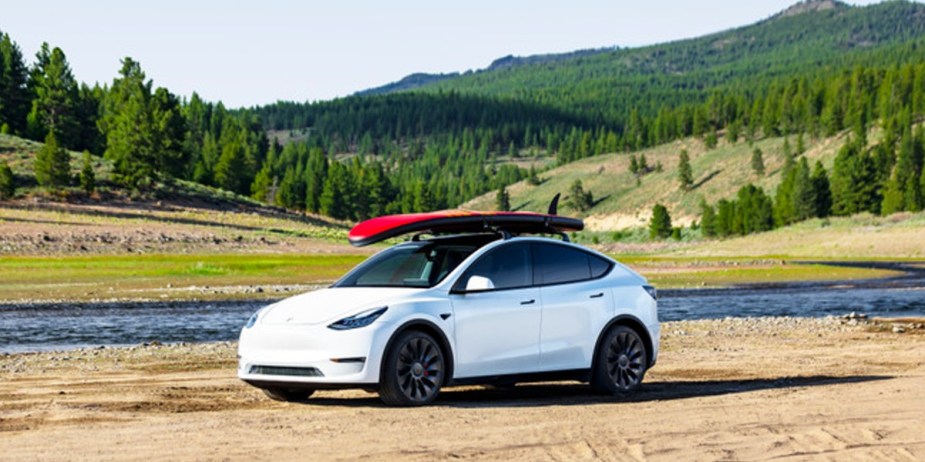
[643,285,657,300]
[328,306,388,330]
[244,308,264,329]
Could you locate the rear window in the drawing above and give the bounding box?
[533,243,591,285]
[589,254,613,278]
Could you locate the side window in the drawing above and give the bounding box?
[533,243,592,285]
[457,243,531,291]
[589,254,613,278]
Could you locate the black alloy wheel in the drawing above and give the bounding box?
[380,331,445,406]
[592,325,648,395]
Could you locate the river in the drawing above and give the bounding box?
[2,262,923,353]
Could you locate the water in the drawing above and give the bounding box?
[2,264,924,353]
[658,286,925,321]
[0,300,265,354]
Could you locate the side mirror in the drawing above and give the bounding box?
[465,275,495,292]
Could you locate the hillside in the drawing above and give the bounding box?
[0,134,347,253]
[461,130,854,229]
[391,0,925,121]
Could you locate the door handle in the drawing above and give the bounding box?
[589,292,604,299]
[520,299,536,305]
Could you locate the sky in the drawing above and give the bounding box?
[0,0,889,108]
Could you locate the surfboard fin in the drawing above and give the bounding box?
[548,193,561,215]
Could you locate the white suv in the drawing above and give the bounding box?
[238,233,659,406]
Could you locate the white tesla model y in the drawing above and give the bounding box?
[238,208,659,406]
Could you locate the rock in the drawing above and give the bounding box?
[892,325,905,334]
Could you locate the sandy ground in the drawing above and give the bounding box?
[1,317,924,461]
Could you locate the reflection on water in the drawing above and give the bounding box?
[2,267,924,353]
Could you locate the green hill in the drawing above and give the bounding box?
[461,130,855,230]
[391,0,925,123]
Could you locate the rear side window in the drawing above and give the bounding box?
[457,243,531,290]
[589,254,613,278]
[533,243,591,285]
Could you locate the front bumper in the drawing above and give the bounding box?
[237,321,393,387]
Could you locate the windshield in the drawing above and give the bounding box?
[334,242,478,288]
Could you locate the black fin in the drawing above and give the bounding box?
[548,193,561,215]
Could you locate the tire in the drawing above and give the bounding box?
[591,325,648,395]
[262,388,314,402]
[379,330,446,406]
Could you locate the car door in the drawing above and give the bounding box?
[449,242,541,378]
[534,243,615,372]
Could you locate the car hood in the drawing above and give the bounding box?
[259,287,420,326]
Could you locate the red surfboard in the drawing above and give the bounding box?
[348,209,584,247]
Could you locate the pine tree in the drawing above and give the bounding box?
[751,147,765,176]
[304,147,327,213]
[810,161,832,218]
[320,162,350,219]
[495,186,511,211]
[567,179,593,211]
[629,154,639,176]
[649,204,672,239]
[831,139,881,215]
[700,199,717,237]
[638,154,649,172]
[0,33,30,134]
[79,150,95,195]
[214,138,249,194]
[715,199,736,237]
[34,131,71,190]
[527,165,541,185]
[704,130,718,149]
[791,157,815,221]
[774,156,797,226]
[151,87,189,178]
[98,58,157,188]
[26,44,79,146]
[276,167,305,210]
[678,149,693,191]
[0,160,14,199]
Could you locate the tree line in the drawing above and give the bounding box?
[2,21,925,224]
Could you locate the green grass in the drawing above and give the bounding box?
[639,262,901,289]
[0,254,366,301]
[0,253,903,302]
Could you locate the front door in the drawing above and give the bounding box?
[449,243,541,378]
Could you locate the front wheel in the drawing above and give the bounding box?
[262,388,314,402]
[379,330,446,406]
[591,325,648,395]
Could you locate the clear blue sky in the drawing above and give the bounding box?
[0,0,887,108]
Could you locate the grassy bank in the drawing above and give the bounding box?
[0,254,365,302]
[0,253,901,302]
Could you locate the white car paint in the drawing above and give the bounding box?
[238,236,659,398]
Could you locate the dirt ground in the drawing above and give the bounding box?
[1,317,924,461]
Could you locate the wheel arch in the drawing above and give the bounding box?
[592,314,655,372]
[380,319,455,384]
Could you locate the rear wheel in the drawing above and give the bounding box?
[262,388,314,402]
[591,325,648,395]
[379,330,446,406]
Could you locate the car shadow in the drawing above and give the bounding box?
[301,375,891,408]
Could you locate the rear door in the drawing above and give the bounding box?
[533,243,615,372]
[449,243,542,378]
